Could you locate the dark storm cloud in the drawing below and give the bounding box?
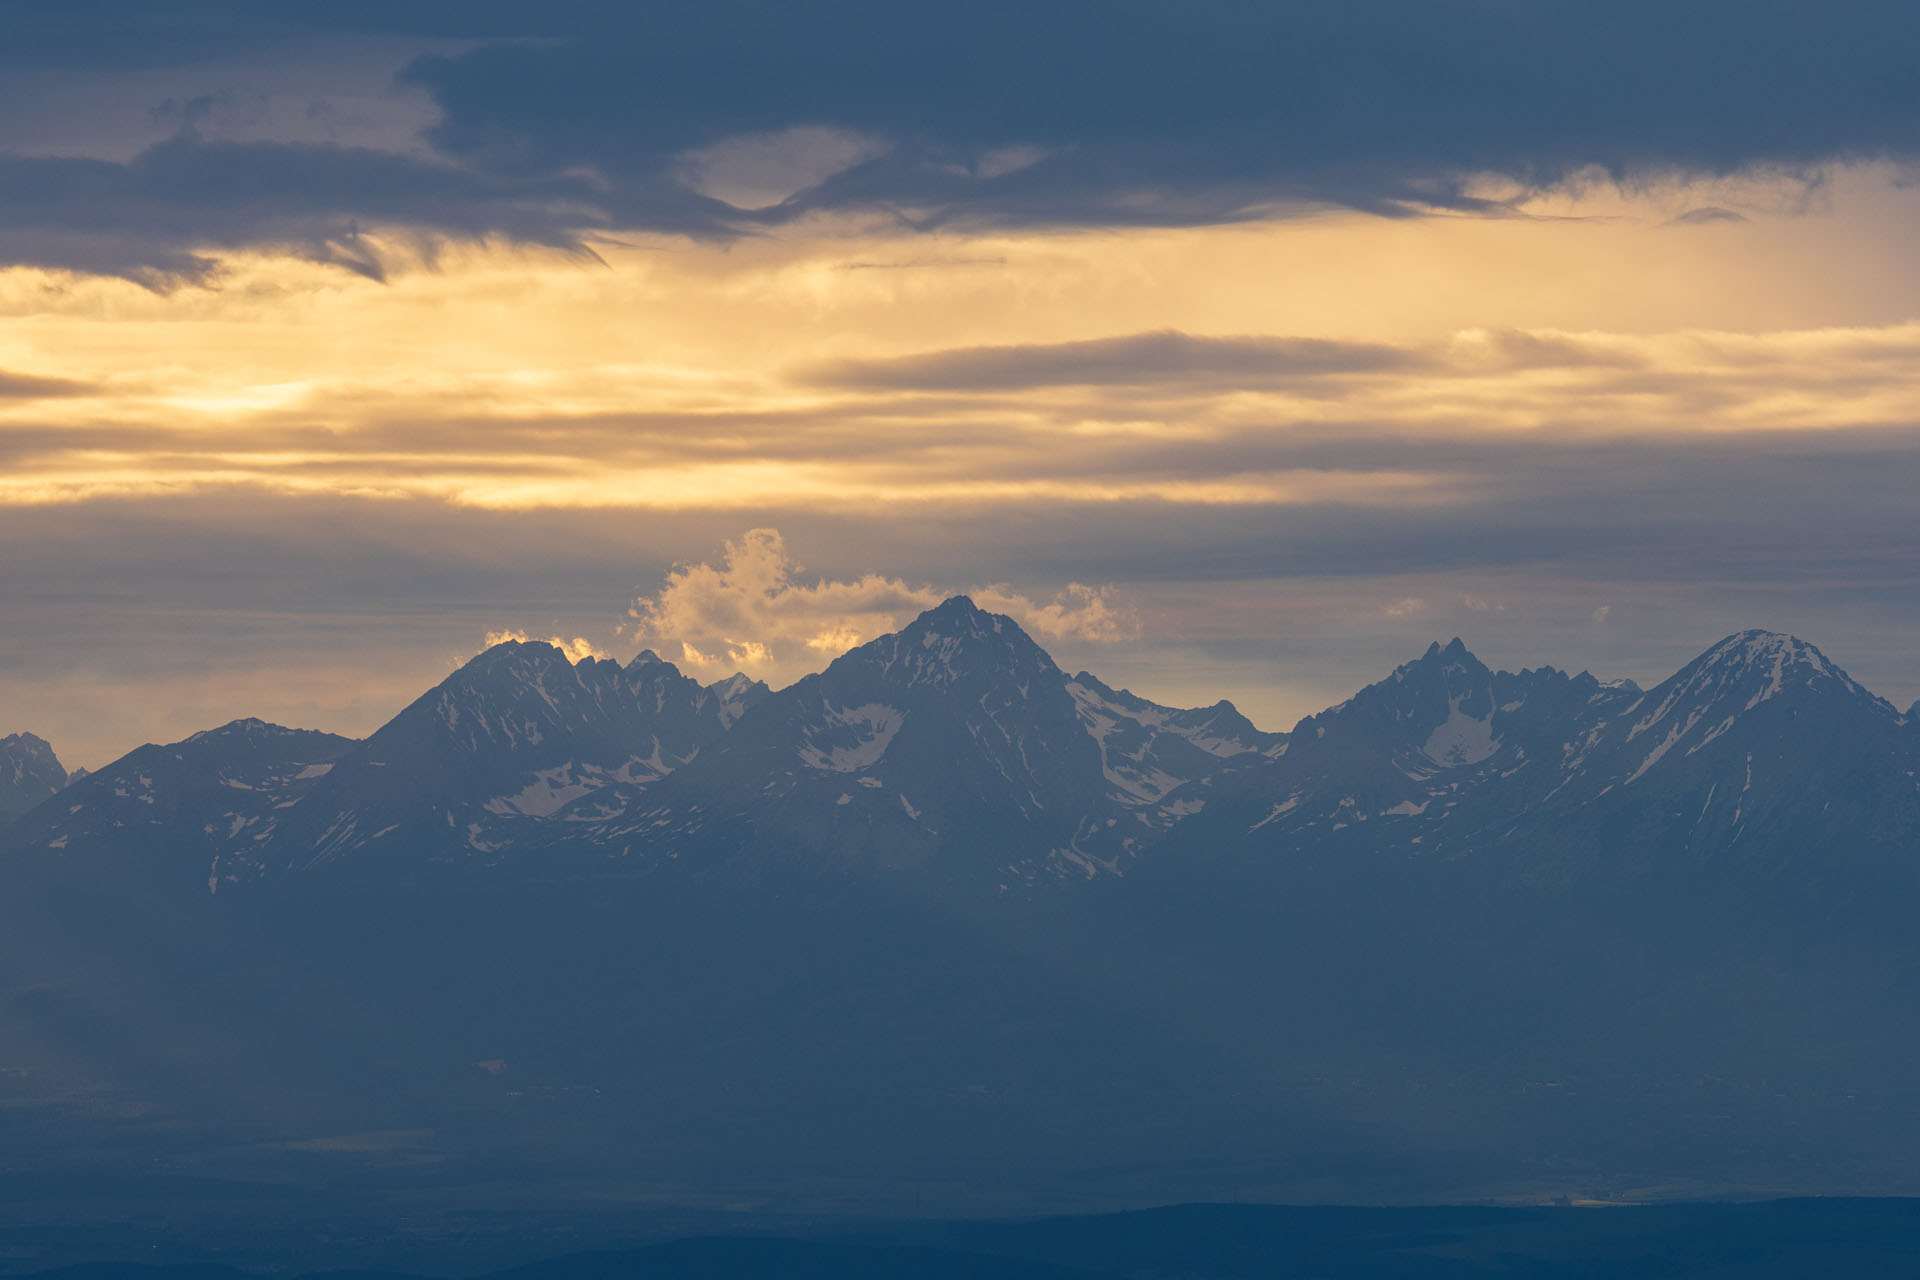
[399,1,1920,219]
[0,137,733,285]
[8,1,1920,276]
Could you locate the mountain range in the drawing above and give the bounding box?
[3,599,1919,1213]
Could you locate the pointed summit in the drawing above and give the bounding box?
[1413,636,1483,670]
[906,594,995,637]
[706,671,772,727]
[1403,640,1499,766]
[1,731,69,820]
[1660,630,1883,718]
[1691,630,1851,683]
[1281,636,1508,779]
[456,636,596,689]
[843,595,1054,692]
[1544,630,1899,798]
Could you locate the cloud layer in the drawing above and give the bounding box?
[11,3,1920,276]
[3,22,1918,774]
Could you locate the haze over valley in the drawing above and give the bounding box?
[5,598,1919,1245]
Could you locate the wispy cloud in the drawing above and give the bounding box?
[10,314,1920,513]
[0,369,93,398]
[799,331,1419,391]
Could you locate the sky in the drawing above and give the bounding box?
[5,1,1920,768]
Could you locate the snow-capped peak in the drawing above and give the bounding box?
[1704,629,1823,668]
[707,672,771,727]
[913,594,996,638]
[1665,630,1877,713]
[462,636,587,682]
[184,717,294,746]
[1590,630,1894,786]
[841,595,1057,691]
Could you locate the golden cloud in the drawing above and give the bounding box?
[625,528,1135,685]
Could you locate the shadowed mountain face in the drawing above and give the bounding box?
[0,731,66,819]
[201,642,770,878]
[3,601,1920,1213]
[554,596,1279,887]
[4,719,355,890]
[1162,626,1920,889]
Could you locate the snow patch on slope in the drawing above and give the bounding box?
[1420,699,1499,767]
[798,704,907,772]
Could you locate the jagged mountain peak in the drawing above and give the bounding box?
[1401,636,1494,686]
[1417,636,1480,665]
[183,717,311,746]
[707,671,772,727]
[438,641,718,733]
[1355,637,1495,718]
[838,595,1058,692]
[1278,638,1568,782]
[461,637,582,677]
[916,592,991,629]
[899,594,1037,651]
[1,732,69,820]
[2,731,63,779]
[252,633,766,867]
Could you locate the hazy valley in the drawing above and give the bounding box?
[4,598,1919,1248]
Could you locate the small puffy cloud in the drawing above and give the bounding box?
[626,528,1134,684]
[970,582,1138,645]
[675,125,890,210]
[1385,597,1427,618]
[482,629,607,663]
